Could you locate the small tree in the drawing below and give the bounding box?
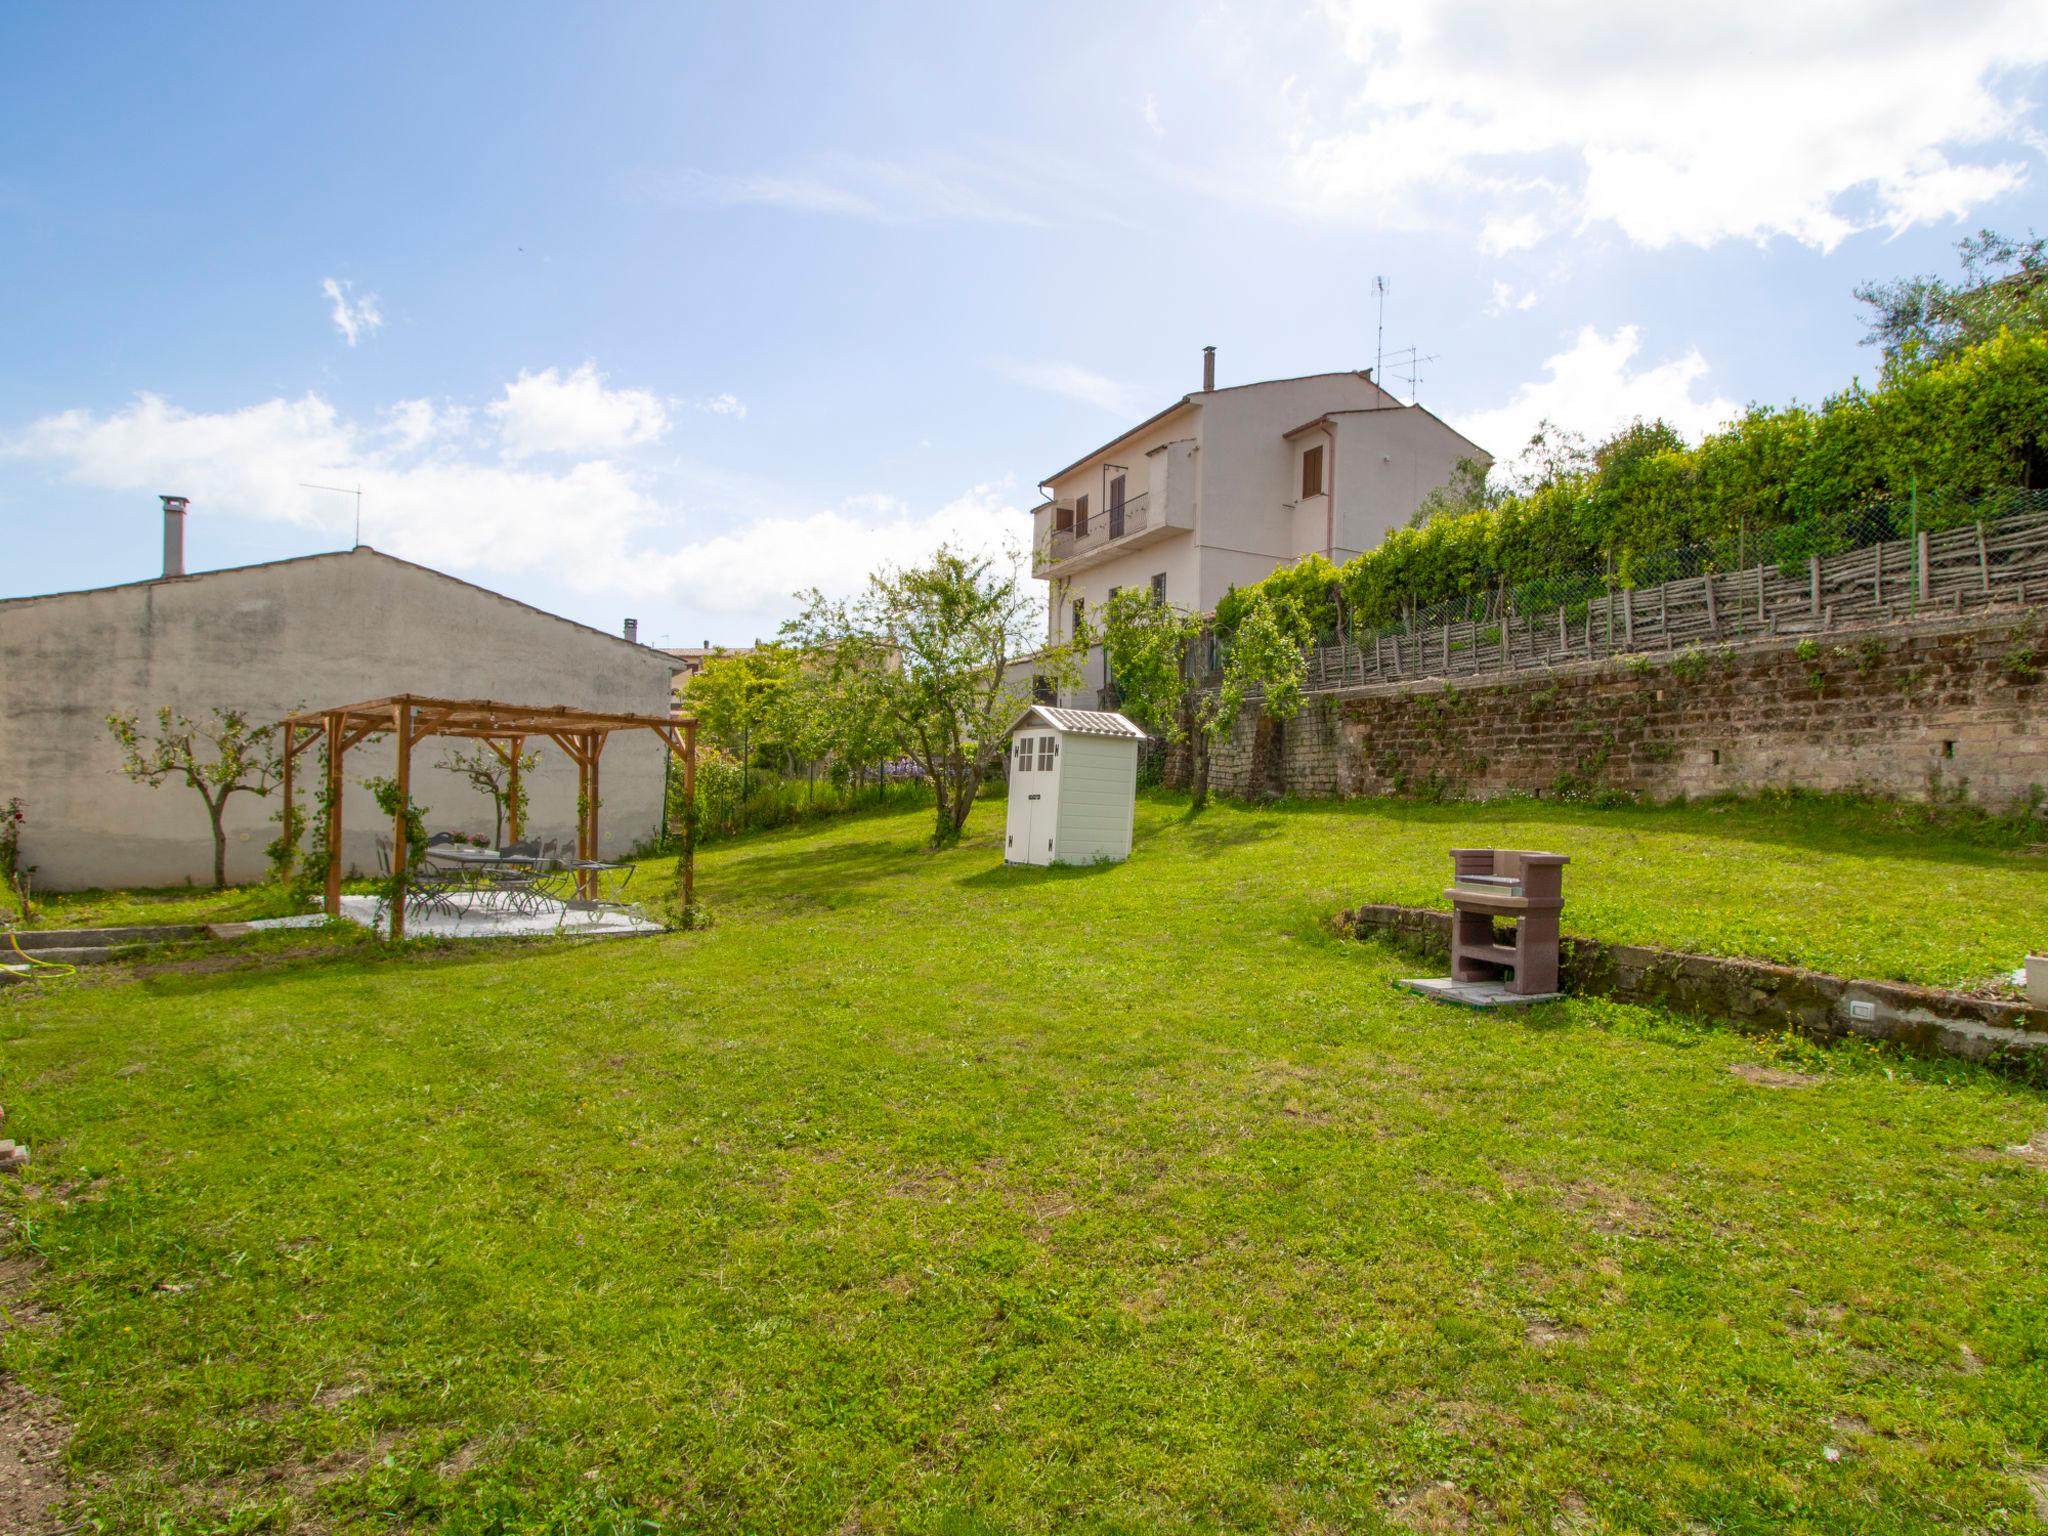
[685,644,801,795]
[1101,585,1315,810]
[787,546,1079,848]
[106,707,282,889]
[437,742,539,845]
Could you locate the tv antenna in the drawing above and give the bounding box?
[1373,276,1387,386]
[300,481,364,548]
[1382,345,1438,405]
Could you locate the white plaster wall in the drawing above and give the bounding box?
[1192,374,1390,580]
[1331,406,1489,556]
[0,550,678,890]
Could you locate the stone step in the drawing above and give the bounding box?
[5,945,136,967]
[7,924,203,951]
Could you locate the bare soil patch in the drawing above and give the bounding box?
[0,1253,71,1535]
[1729,1063,1822,1087]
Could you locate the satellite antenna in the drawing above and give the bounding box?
[1373,276,1387,387]
[300,481,365,548]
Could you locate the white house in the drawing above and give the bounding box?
[1020,347,1489,706]
[1003,705,1146,867]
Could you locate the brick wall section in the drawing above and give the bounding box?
[1184,612,2047,809]
[1339,902,2048,1070]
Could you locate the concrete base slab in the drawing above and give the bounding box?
[248,894,663,941]
[1397,976,1563,1009]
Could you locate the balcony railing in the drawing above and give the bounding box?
[1045,491,1151,565]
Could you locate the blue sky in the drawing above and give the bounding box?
[3,1,2044,645]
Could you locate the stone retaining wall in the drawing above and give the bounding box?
[1338,902,2048,1070]
[1184,611,2046,809]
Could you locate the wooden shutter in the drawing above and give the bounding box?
[1302,445,1324,499]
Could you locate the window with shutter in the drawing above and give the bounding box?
[1302,444,1325,499]
[1055,504,1073,532]
[1075,494,1090,536]
[1150,572,1166,602]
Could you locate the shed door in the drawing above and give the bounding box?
[1022,733,1057,863]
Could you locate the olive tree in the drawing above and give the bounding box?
[786,546,1078,848]
[106,707,283,888]
[437,742,540,845]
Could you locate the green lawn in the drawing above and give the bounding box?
[3,792,2048,1533]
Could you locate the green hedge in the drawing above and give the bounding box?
[1215,331,2048,635]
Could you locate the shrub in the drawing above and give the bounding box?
[662,747,931,847]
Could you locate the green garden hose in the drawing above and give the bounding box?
[3,923,75,980]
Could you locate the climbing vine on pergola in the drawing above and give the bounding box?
[279,694,697,939]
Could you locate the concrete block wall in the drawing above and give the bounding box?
[1183,611,2047,810]
[0,549,678,890]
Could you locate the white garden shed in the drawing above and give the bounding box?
[1002,705,1147,867]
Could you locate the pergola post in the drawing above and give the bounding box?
[391,700,412,941]
[279,726,295,878]
[506,735,524,843]
[682,721,697,912]
[586,730,607,897]
[324,713,346,918]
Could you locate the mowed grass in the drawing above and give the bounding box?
[2,792,2047,1533]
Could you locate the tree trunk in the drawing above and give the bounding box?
[207,796,229,888]
[1191,732,1212,812]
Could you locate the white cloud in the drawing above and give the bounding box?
[321,278,382,346]
[1485,280,1538,316]
[489,363,669,459]
[4,384,1028,628]
[1265,0,2048,250]
[381,398,468,451]
[1479,212,1548,256]
[695,393,747,419]
[1142,93,1164,138]
[1455,325,1740,476]
[998,360,1147,416]
[607,483,1025,615]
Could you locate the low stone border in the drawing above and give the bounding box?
[1337,903,2048,1069]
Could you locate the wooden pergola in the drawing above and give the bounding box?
[279,694,697,940]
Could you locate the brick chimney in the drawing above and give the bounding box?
[1202,345,1216,392]
[160,495,189,578]
[624,618,639,644]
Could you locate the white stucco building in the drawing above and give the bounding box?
[1022,349,1489,704]
[0,503,676,890]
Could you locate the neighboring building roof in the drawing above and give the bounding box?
[1285,404,1493,462]
[1039,400,1199,491]
[658,644,754,662]
[1005,704,1148,739]
[0,545,662,661]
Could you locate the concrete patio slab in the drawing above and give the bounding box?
[249,895,662,941]
[1396,976,1563,1009]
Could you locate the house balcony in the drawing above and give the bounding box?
[1032,440,1199,578]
